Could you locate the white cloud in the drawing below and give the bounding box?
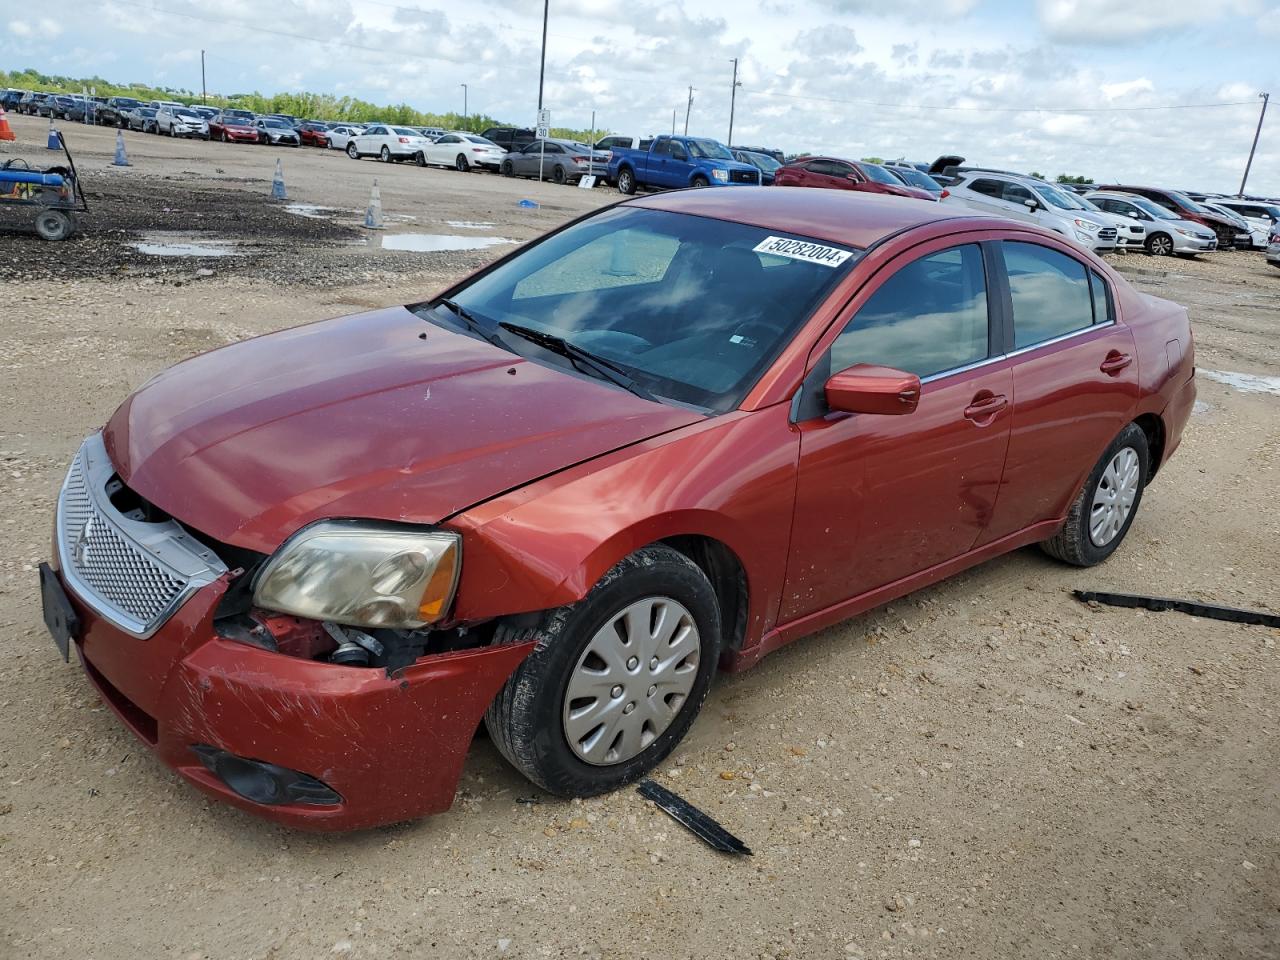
[1038,0,1261,42]
[1100,78,1153,101]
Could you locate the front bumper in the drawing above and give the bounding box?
[1171,233,1217,253]
[52,565,534,831]
[223,129,258,142]
[1266,242,1280,266]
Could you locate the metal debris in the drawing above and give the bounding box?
[637,779,752,855]
[1073,590,1280,628]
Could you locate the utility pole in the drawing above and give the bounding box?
[1238,92,1269,197]
[727,57,742,147]
[684,85,694,136]
[672,108,676,135]
[460,83,468,127]
[200,49,207,105]
[537,0,549,112]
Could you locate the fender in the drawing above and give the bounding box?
[447,403,802,653]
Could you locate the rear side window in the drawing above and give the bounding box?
[831,244,989,378]
[1089,270,1113,324]
[968,178,1004,198]
[1004,242,1094,349]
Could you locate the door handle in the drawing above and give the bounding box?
[964,393,1008,422]
[1100,352,1133,375]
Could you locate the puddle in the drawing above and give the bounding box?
[1201,369,1280,396]
[446,220,495,229]
[1192,400,1211,416]
[285,203,342,219]
[131,233,242,257]
[379,234,515,253]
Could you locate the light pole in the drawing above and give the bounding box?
[684,85,694,135]
[1238,92,1269,197]
[460,83,468,128]
[727,58,742,147]
[537,0,549,112]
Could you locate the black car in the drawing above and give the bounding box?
[0,89,27,110]
[19,92,54,116]
[482,126,537,153]
[44,96,75,119]
[99,96,144,127]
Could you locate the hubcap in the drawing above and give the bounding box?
[1089,447,1140,546]
[562,597,700,766]
[1153,237,1172,255]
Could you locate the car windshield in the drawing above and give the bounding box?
[687,139,733,160]
[117,98,142,108]
[860,163,903,185]
[890,166,939,190]
[223,114,253,125]
[423,206,860,412]
[1165,190,1208,214]
[138,109,157,117]
[1032,185,1079,209]
[176,111,201,120]
[262,119,289,129]
[743,152,782,172]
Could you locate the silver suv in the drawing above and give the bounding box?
[942,171,1117,252]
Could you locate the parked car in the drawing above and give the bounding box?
[421,132,507,171]
[148,100,187,113]
[1199,201,1265,249]
[39,188,1195,831]
[775,157,935,201]
[412,126,448,140]
[125,107,160,134]
[482,126,537,153]
[156,106,210,139]
[325,124,366,151]
[1213,198,1280,242]
[730,144,786,164]
[297,121,331,148]
[1267,226,1280,268]
[1084,192,1217,257]
[500,138,606,182]
[99,96,145,127]
[942,171,1117,252]
[17,92,54,116]
[0,89,28,110]
[347,124,430,162]
[254,117,301,146]
[884,162,946,198]
[62,97,103,123]
[264,113,301,127]
[732,149,782,185]
[1095,184,1242,249]
[210,111,260,143]
[1036,182,1146,250]
[42,95,75,119]
[610,135,760,193]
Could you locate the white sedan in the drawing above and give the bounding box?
[346,124,432,163]
[419,132,506,172]
[326,124,365,151]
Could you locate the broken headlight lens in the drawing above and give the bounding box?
[253,521,461,629]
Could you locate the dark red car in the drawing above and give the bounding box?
[297,121,331,148]
[41,190,1195,830]
[776,156,936,200]
[209,110,258,144]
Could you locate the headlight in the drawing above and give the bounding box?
[1073,218,1100,232]
[253,521,461,629]
[712,168,729,182]
[1174,227,1194,237]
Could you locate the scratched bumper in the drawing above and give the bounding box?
[57,566,533,831]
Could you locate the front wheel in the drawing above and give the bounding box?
[414,151,426,167]
[347,142,359,159]
[35,209,76,241]
[485,545,721,796]
[691,174,710,188]
[617,167,636,195]
[501,160,514,177]
[1041,423,1149,567]
[1146,232,1174,257]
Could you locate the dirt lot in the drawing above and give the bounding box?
[1,114,1277,960]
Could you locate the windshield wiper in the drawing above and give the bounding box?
[498,322,659,403]
[433,298,510,351]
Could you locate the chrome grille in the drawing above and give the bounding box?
[1098,227,1117,240]
[56,434,227,638]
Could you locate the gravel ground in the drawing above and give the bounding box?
[0,113,1277,960]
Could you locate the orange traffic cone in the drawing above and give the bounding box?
[0,107,15,142]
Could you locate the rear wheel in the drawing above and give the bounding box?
[35,209,75,241]
[1146,232,1174,256]
[485,546,721,796]
[552,165,566,185]
[414,151,426,167]
[501,160,514,177]
[1041,423,1149,567]
[380,145,391,162]
[455,153,470,172]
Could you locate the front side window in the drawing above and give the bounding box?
[831,244,989,379]
[432,207,860,411]
[1004,242,1094,349]
[1002,183,1035,205]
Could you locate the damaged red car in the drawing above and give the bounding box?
[41,189,1196,830]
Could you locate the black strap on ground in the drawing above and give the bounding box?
[637,779,752,855]
[1073,590,1280,628]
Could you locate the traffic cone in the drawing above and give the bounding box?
[270,158,287,200]
[112,129,131,166]
[47,119,60,150]
[0,107,14,142]
[364,179,384,229]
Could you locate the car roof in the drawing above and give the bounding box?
[625,188,972,250]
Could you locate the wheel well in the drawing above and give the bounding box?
[1133,413,1166,481]
[660,536,748,652]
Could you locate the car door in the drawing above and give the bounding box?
[428,134,458,166]
[977,239,1140,545]
[780,239,1014,623]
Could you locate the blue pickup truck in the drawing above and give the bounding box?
[609,135,761,194]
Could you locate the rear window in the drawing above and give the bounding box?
[1004,242,1095,349]
[392,127,419,136]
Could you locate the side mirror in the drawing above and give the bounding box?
[1023,198,1038,210]
[825,364,921,416]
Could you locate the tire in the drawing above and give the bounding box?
[34,209,75,242]
[221,130,228,143]
[691,174,710,188]
[347,142,360,159]
[484,545,722,797]
[1041,423,1149,567]
[380,145,391,162]
[1146,232,1174,257]
[455,153,470,172]
[414,151,426,167]
[617,167,636,195]
[501,160,514,177]
[552,165,566,185]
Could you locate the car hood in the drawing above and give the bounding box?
[1164,218,1214,236]
[103,306,705,553]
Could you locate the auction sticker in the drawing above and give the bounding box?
[753,236,853,268]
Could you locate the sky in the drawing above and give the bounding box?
[2,0,1277,195]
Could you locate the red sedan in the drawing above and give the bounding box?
[298,121,331,148]
[208,111,258,144]
[41,190,1195,830]
[776,156,937,200]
